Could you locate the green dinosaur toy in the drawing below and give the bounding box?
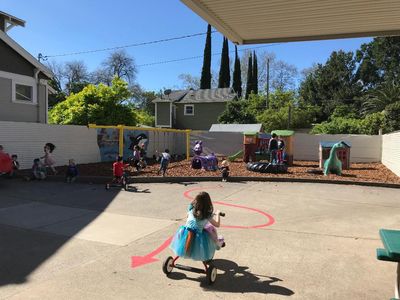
[323,141,345,176]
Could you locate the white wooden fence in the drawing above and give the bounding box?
[0,121,186,169]
[0,121,398,176]
[293,133,382,162]
[382,131,400,176]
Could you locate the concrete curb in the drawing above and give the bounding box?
[38,175,400,189]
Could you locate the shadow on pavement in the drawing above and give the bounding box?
[168,259,294,296]
[0,180,139,287]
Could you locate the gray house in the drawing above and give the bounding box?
[153,88,236,130]
[0,11,53,123]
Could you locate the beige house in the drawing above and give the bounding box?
[0,11,53,124]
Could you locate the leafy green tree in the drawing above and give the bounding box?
[383,101,400,133]
[311,112,385,135]
[245,52,253,99]
[257,91,318,132]
[330,104,358,120]
[49,77,136,125]
[217,100,256,124]
[359,112,384,135]
[232,45,242,98]
[299,50,361,121]
[130,89,157,115]
[135,110,155,126]
[311,118,362,134]
[218,37,230,88]
[361,81,400,115]
[200,24,212,89]
[356,37,400,89]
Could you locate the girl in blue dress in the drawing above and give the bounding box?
[170,191,224,261]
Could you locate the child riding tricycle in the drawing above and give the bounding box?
[162,191,225,285]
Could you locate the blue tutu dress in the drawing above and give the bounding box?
[170,205,217,261]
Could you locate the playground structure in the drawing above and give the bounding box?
[88,124,191,161]
[323,141,349,176]
[320,141,351,170]
[191,140,218,171]
[243,132,271,163]
[271,130,294,166]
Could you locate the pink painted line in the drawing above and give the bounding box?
[214,201,275,229]
[183,185,223,200]
[183,186,275,229]
[131,236,173,268]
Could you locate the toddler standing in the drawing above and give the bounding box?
[66,159,78,183]
[220,160,230,182]
[41,143,57,174]
[157,149,171,177]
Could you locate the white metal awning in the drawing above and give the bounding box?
[180,0,400,44]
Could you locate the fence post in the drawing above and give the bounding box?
[118,124,124,158]
[186,130,191,161]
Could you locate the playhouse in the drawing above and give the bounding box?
[319,141,351,170]
[243,132,271,163]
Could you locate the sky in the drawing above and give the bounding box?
[2,0,372,91]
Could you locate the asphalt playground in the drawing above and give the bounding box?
[0,179,399,299]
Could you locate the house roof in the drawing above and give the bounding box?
[0,30,53,79]
[153,88,236,104]
[209,123,263,133]
[271,130,294,137]
[180,0,400,44]
[179,87,236,103]
[152,90,188,103]
[0,11,25,31]
[320,141,352,148]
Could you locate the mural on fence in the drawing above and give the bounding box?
[96,128,149,162]
[124,130,149,160]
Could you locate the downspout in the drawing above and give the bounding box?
[34,68,40,123]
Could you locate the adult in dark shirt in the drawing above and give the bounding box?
[268,133,278,163]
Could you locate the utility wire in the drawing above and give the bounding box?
[137,44,281,68]
[42,31,217,59]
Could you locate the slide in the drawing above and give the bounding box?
[228,150,243,162]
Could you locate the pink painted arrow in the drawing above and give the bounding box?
[131,236,173,268]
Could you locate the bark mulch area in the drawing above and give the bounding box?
[50,159,400,185]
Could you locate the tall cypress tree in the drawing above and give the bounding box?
[200,24,212,89]
[218,37,228,88]
[232,45,242,98]
[252,51,258,95]
[245,52,253,99]
[218,38,231,88]
[225,38,230,87]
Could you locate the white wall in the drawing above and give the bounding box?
[0,121,101,169]
[0,121,188,169]
[382,131,400,176]
[145,130,186,158]
[293,133,382,162]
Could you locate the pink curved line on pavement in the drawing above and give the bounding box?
[183,186,275,229]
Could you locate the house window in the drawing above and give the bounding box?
[184,104,194,116]
[15,83,33,102]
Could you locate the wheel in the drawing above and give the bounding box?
[206,265,217,285]
[162,256,174,275]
